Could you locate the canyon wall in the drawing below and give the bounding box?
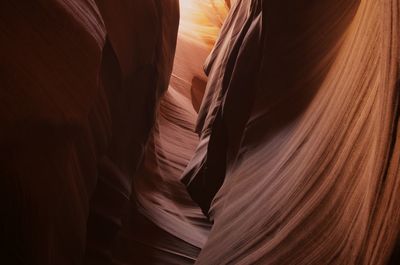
[1,0,399,264]
[183,0,400,264]
[0,1,179,264]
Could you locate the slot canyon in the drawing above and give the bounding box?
[1,0,400,264]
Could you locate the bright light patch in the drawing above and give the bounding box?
[179,0,228,48]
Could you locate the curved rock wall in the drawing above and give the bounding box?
[1,0,399,264]
[183,0,400,264]
[0,1,179,264]
[110,2,228,264]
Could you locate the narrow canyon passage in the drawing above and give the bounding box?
[1,1,400,265]
[110,2,228,263]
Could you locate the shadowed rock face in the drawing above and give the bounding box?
[0,1,179,264]
[0,2,106,264]
[1,0,400,265]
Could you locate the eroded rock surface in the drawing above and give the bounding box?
[0,1,179,264]
[1,0,400,265]
[183,1,400,264]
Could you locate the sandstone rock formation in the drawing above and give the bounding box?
[184,1,400,264]
[0,1,179,264]
[1,0,399,264]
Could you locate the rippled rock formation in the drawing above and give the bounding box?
[184,1,400,264]
[1,0,399,265]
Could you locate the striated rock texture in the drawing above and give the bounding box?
[0,1,179,264]
[1,0,400,264]
[182,0,400,264]
[109,2,227,263]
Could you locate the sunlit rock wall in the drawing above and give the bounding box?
[183,0,400,264]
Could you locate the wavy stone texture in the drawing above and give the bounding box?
[184,0,400,264]
[1,0,400,265]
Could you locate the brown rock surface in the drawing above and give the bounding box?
[1,0,400,264]
[183,0,400,264]
[0,1,179,264]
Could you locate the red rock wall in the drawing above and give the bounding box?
[1,0,400,264]
[0,1,179,264]
[85,1,180,263]
[183,0,400,264]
